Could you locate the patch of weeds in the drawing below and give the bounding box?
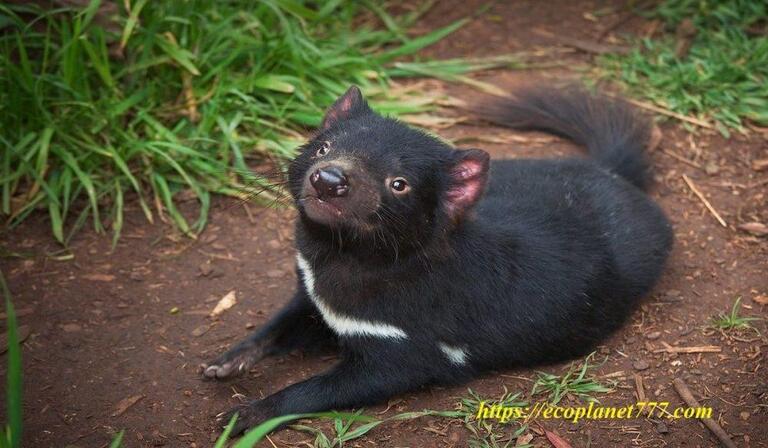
[291,409,383,448]
[458,388,531,448]
[597,0,768,135]
[531,353,613,405]
[1,1,521,244]
[710,297,761,332]
[212,408,464,448]
[209,389,533,447]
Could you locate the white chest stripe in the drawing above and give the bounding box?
[439,343,468,365]
[296,254,408,339]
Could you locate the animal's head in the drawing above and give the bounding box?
[288,86,489,254]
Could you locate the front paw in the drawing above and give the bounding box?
[217,400,274,436]
[201,344,264,380]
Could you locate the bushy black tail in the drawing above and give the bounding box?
[480,87,652,190]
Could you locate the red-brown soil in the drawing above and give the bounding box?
[1,1,766,447]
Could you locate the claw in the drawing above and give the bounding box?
[203,365,219,378]
[202,342,266,380]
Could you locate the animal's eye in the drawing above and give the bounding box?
[316,141,330,157]
[390,177,410,193]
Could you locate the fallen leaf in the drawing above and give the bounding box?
[738,222,768,236]
[0,325,31,355]
[753,294,768,305]
[516,433,534,447]
[82,273,115,282]
[112,395,144,417]
[544,429,573,448]
[752,158,768,172]
[210,290,237,317]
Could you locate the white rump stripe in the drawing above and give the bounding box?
[438,343,468,365]
[296,254,408,339]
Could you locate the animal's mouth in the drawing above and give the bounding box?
[300,196,343,223]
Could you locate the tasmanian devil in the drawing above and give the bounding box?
[201,85,673,434]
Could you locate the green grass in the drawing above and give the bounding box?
[459,388,530,448]
[290,409,384,448]
[598,0,768,136]
[710,297,761,332]
[0,270,23,448]
[108,431,124,448]
[531,353,613,405]
[204,408,464,448]
[1,1,517,246]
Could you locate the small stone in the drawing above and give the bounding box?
[646,331,662,340]
[267,240,281,250]
[199,262,213,277]
[245,322,256,329]
[61,323,82,333]
[656,422,669,434]
[191,325,210,337]
[633,360,650,371]
[740,411,750,421]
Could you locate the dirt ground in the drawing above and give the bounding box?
[2,1,767,447]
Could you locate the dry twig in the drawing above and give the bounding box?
[634,374,646,402]
[673,378,737,448]
[682,174,727,227]
[661,148,704,170]
[612,95,713,129]
[654,342,721,354]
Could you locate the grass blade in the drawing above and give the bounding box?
[108,430,124,448]
[0,270,22,448]
[120,0,148,50]
[213,413,238,448]
[375,18,468,62]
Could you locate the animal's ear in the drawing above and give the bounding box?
[443,149,490,222]
[321,85,371,130]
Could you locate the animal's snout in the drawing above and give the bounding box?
[310,166,349,199]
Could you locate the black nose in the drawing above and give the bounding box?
[310,166,349,199]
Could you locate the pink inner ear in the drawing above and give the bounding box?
[339,95,353,113]
[452,159,485,180]
[445,158,488,217]
[322,93,356,129]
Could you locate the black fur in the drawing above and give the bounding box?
[202,85,673,435]
[478,87,652,189]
